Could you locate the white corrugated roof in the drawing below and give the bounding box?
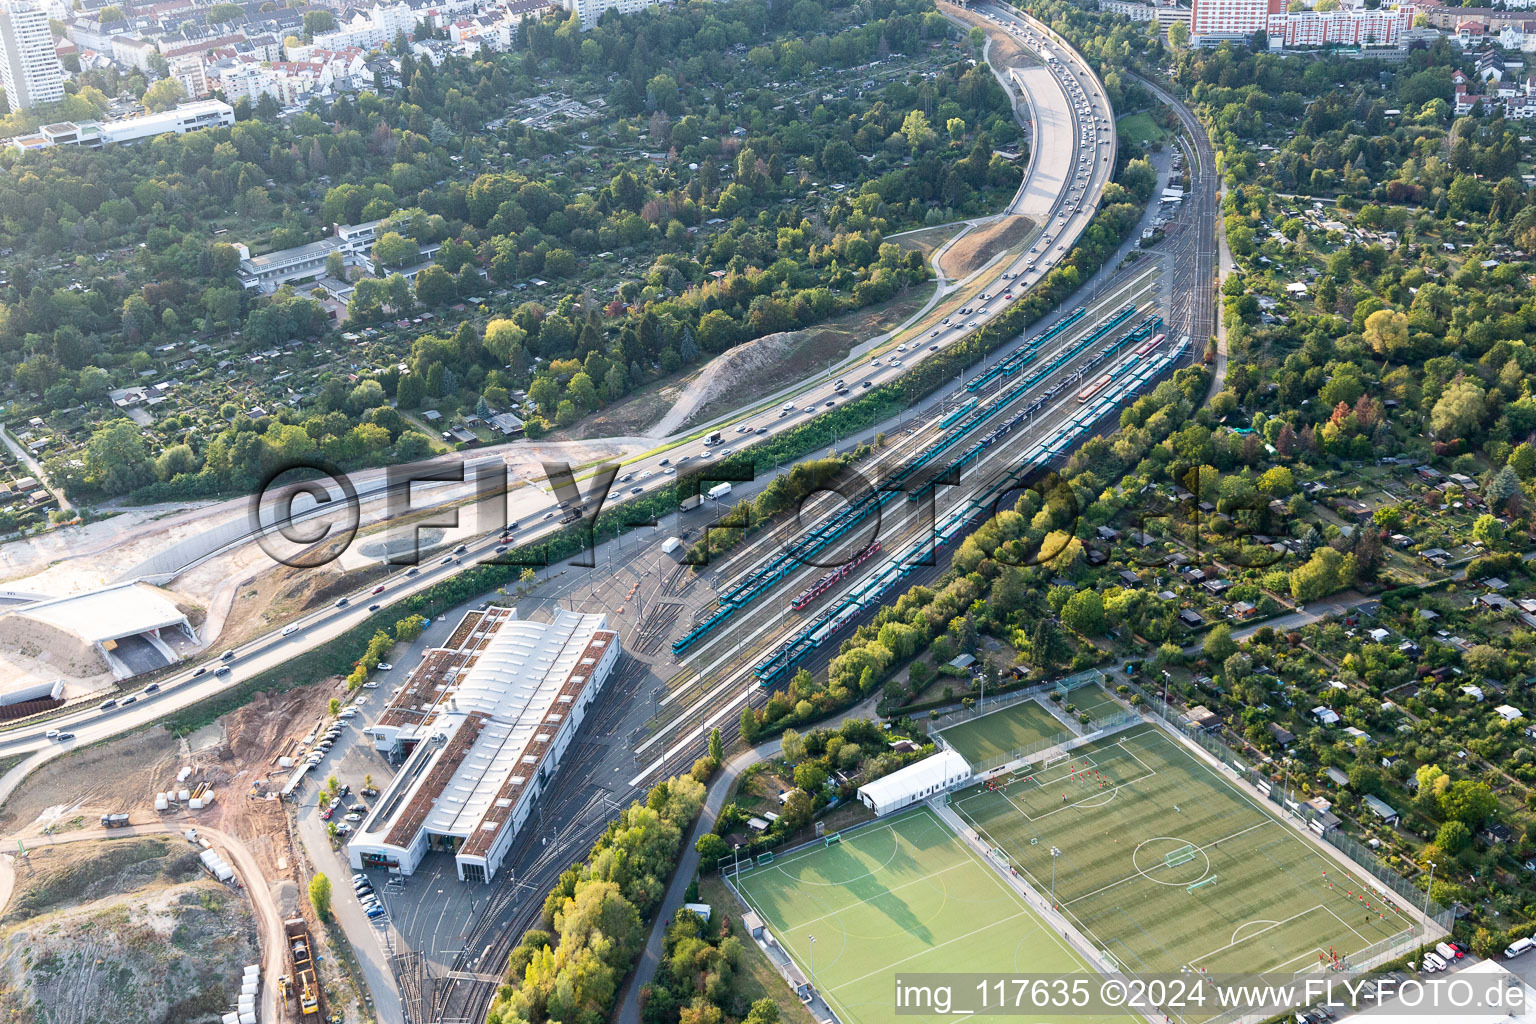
[419,609,606,838]
[857,749,970,810]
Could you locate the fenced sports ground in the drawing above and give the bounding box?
[950,724,1418,980]
[731,806,1139,1024]
[937,698,1068,768]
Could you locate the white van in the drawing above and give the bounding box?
[1422,952,1447,972]
[781,402,795,411]
[1436,941,1461,961]
[1506,936,1535,959]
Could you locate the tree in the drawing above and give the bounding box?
[1472,513,1504,549]
[1030,618,1065,671]
[308,873,332,920]
[414,264,455,307]
[781,789,814,830]
[1362,309,1408,357]
[143,76,186,112]
[1440,780,1497,828]
[694,832,729,866]
[1290,547,1355,602]
[1430,378,1486,440]
[793,763,827,794]
[708,727,723,764]
[1061,590,1106,636]
[1509,443,1535,480]
[84,419,154,497]
[1435,819,1471,855]
[372,231,418,269]
[1485,465,1522,512]
[739,706,758,745]
[1203,624,1237,663]
[900,109,935,150]
[1168,20,1189,47]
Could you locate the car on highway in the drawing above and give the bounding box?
[282,623,298,636]
[862,380,873,388]
[45,729,60,740]
[121,695,137,706]
[221,650,235,662]
[144,683,160,694]
[193,667,207,677]
[335,597,349,608]
[405,566,420,576]
[543,511,554,520]
[56,732,74,742]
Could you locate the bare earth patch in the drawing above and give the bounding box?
[0,727,181,835]
[938,216,1035,280]
[688,287,934,426]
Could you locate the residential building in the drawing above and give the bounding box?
[0,0,64,110]
[564,0,663,30]
[1190,0,1417,49]
[1190,0,1277,44]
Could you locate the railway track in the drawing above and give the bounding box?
[627,269,1167,779]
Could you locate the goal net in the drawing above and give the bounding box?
[1164,844,1197,867]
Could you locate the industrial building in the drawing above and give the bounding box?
[347,607,620,884]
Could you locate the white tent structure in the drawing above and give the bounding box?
[856,749,972,816]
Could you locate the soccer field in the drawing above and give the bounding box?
[733,807,1138,1024]
[938,698,1069,768]
[951,725,1417,979]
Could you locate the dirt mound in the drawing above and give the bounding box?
[648,330,804,438]
[0,613,106,677]
[0,837,257,1024]
[939,216,1035,280]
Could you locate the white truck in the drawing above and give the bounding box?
[707,483,733,501]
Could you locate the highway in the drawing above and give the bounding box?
[0,7,1119,787]
[0,16,1144,1024]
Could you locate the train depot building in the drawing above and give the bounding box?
[347,607,619,883]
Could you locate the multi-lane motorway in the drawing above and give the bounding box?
[0,11,1121,787]
[0,15,1233,1024]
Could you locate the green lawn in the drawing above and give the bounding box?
[952,725,1418,984]
[734,807,1136,1024]
[1117,111,1166,147]
[937,698,1072,770]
